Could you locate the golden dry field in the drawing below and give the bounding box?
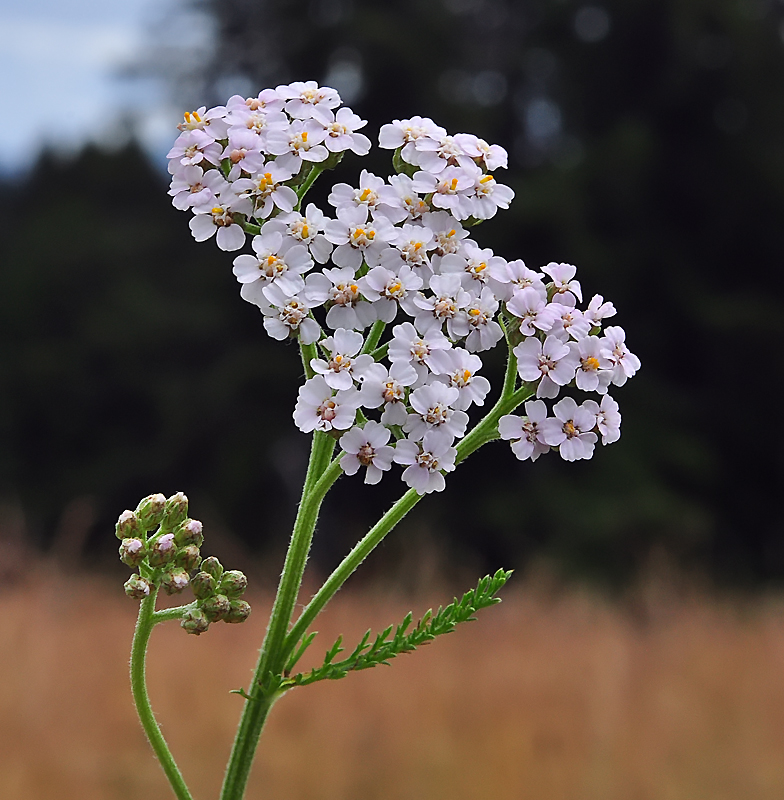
[3,568,784,800]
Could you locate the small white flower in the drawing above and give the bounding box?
[359,361,418,426]
[222,129,265,180]
[388,321,452,381]
[498,400,550,461]
[412,166,477,218]
[540,397,598,461]
[167,129,223,169]
[427,348,491,410]
[386,174,432,221]
[547,302,593,341]
[266,120,329,169]
[506,286,556,336]
[232,230,313,296]
[169,165,228,211]
[394,431,457,494]
[584,294,617,327]
[277,81,341,124]
[457,288,504,353]
[293,375,360,433]
[305,267,377,330]
[358,265,423,321]
[323,205,398,270]
[599,326,641,386]
[413,274,473,339]
[570,336,613,393]
[466,173,514,220]
[542,262,582,303]
[453,134,508,170]
[310,328,375,390]
[247,283,322,344]
[321,107,372,155]
[489,259,546,303]
[586,394,622,445]
[226,162,297,219]
[514,335,580,398]
[262,203,333,263]
[189,205,246,251]
[339,421,395,484]
[404,382,468,446]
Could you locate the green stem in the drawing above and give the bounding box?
[282,488,422,662]
[294,166,325,210]
[130,590,194,800]
[370,342,389,361]
[220,432,340,800]
[300,340,318,380]
[241,221,261,236]
[152,603,195,623]
[361,320,386,355]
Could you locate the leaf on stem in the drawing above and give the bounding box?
[281,569,513,689]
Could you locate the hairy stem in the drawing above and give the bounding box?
[130,590,194,800]
[361,320,386,355]
[220,432,340,800]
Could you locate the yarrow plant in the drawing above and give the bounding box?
[120,80,641,800]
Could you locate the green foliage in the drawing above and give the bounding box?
[279,569,512,690]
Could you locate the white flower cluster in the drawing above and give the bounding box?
[167,83,640,495]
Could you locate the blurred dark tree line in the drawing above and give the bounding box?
[1,0,783,586]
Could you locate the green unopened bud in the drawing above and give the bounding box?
[148,533,177,567]
[163,492,188,530]
[135,493,166,530]
[219,570,248,599]
[115,510,140,540]
[181,607,209,635]
[175,545,201,571]
[201,593,231,622]
[200,556,224,581]
[174,518,204,547]
[225,599,251,624]
[124,574,153,599]
[191,571,216,600]
[161,567,190,595]
[119,538,146,567]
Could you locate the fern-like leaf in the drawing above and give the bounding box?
[281,568,512,690]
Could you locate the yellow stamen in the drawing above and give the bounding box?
[359,188,372,201]
[480,174,493,183]
[448,229,456,237]
[564,421,577,437]
[211,206,223,215]
[450,178,458,191]
[193,111,202,122]
[184,111,192,122]
[463,369,472,381]
[301,224,309,238]
[475,262,486,272]
[584,357,600,371]
[350,284,358,293]
[301,131,308,142]
[469,308,480,316]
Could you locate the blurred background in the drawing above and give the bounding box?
[2,0,784,797]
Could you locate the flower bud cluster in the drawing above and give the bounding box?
[183,556,251,635]
[117,493,250,633]
[168,83,640,495]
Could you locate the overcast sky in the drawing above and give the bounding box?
[0,0,198,174]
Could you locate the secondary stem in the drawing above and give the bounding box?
[130,590,194,800]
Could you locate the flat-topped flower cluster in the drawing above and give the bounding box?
[167,81,640,494]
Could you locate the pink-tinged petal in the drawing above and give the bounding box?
[217,224,246,251]
[498,415,523,441]
[340,453,362,475]
[189,214,216,242]
[525,400,548,423]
